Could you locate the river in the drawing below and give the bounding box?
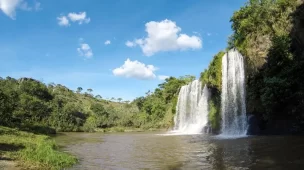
[55,132,304,170]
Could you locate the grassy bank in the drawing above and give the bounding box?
[0,126,77,170]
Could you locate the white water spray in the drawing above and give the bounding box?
[173,80,209,134]
[220,49,248,136]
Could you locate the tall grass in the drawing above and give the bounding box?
[0,126,77,170]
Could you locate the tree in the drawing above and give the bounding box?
[48,82,56,89]
[117,98,122,103]
[133,97,145,110]
[76,87,83,93]
[179,75,195,83]
[14,93,51,123]
[0,90,12,125]
[95,95,102,100]
[87,88,93,93]
[145,90,151,96]
[50,102,85,132]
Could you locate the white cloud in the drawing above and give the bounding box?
[113,58,157,80]
[68,12,90,24]
[125,41,136,47]
[0,0,21,19]
[77,43,93,59]
[127,19,202,56]
[57,12,90,27]
[104,40,111,45]
[158,75,169,80]
[57,16,69,26]
[0,0,41,19]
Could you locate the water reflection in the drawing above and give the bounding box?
[54,133,304,170]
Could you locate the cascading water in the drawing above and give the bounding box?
[173,80,209,134]
[220,49,248,136]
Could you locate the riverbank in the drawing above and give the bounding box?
[0,126,77,170]
[94,127,167,133]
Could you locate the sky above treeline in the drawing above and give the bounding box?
[0,0,247,100]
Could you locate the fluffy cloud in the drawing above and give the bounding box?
[58,12,90,26]
[77,43,93,59]
[0,0,20,18]
[104,40,111,45]
[158,75,169,80]
[57,16,69,26]
[113,58,157,80]
[125,41,135,47]
[68,12,90,24]
[126,19,202,56]
[0,0,41,19]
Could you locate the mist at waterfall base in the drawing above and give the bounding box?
[219,49,248,138]
[169,80,210,135]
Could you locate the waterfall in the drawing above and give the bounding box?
[173,80,209,134]
[220,49,248,136]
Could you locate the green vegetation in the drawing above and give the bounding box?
[132,75,195,129]
[0,76,194,169]
[2,2,304,168]
[230,0,304,132]
[197,0,304,133]
[0,75,195,133]
[1,0,301,137]
[199,0,304,133]
[208,93,221,132]
[0,77,137,133]
[200,51,225,90]
[230,0,298,74]
[0,126,76,170]
[199,51,225,132]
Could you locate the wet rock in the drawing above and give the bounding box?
[247,114,260,135]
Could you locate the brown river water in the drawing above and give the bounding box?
[54,132,304,170]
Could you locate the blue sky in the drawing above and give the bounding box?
[0,0,247,100]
